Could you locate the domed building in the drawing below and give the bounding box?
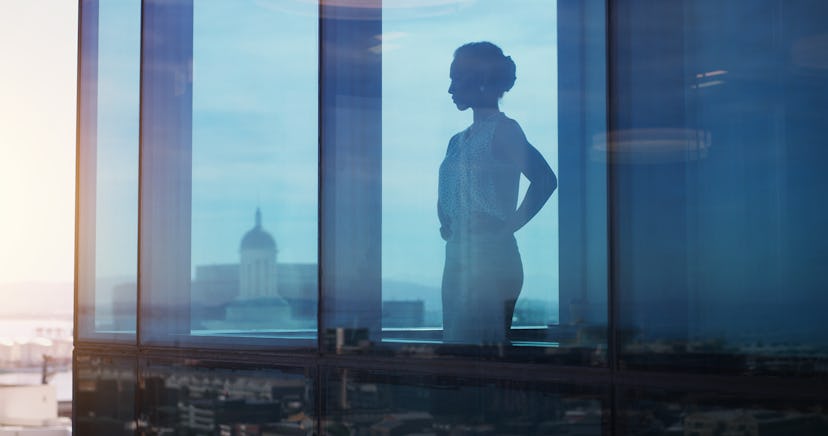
[222,208,292,328]
[238,208,279,300]
[193,207,317,331]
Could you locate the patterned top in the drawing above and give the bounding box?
[438,112,519,238]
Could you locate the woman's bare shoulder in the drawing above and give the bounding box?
[494,115,527,143]
[491,116,529,161]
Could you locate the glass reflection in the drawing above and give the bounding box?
[189,0,318,340]
[613,0,828,375]
[77,0,140,340]
[617,388,828,435]
[190,208,317,336]
[323,368,607,435]
[74,354,136,435]
[139,361,314,435]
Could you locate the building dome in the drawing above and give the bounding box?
[240,208,277,252]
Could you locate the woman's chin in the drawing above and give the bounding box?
[454,102,470,111]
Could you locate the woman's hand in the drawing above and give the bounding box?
[440,225,453,241]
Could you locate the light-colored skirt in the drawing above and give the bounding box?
[441,234,524,344]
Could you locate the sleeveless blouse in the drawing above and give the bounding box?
[438,112,518,237]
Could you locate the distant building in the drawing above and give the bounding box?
[238,208,281,301]
[193,209,317,330]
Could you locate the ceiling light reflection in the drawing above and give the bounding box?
[592,128,711,164]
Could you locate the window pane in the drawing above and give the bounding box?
[617,387,828,434]
[321,0,607,363]
[319,2,383,350]
[139,0,318,347]
[382,2,559,345]
[77,0,140,341]
[190,0,318,341]
[139,359,315,434]
[322,367,608,434]
[613,0,828,375]
[74,353,136,435]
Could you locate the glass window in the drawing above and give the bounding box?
[77,0,141,341]
[322,367,608,434]
[73,2,828,435]
[321,0,607,362]
[617,386,828,434]
[189,0,318,340]
[74,353,136,435]
[139,0,318,347]
[319,1,384,351]
[612,0,828,375]
[138,359,315,435]
[381,1,560,345]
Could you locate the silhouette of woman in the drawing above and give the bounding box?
[438,42,557,344]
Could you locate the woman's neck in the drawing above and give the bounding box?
[472,106,500,123]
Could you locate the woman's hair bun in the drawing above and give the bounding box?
[498,55,517,93]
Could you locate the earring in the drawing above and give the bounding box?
[479,85,485,92]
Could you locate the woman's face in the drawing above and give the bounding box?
[448,58,483,111]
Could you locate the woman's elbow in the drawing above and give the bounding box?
[539,171,557,197]
[548,172,558,194]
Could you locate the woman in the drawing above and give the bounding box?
[438,42,557,344]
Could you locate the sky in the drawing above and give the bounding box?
[0,1,78,285]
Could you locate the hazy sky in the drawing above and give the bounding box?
[0,1,78,284]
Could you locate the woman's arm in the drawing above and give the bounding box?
[438,201,452,241]
[493,120,557,234]
[437,135,458,241]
